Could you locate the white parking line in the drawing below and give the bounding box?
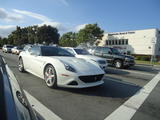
[24,90,62,120]
[104,72,160,120]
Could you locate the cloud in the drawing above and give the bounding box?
[13,9,51,22]
[74,24,87,32]
[0,8,87,37]
[38,21,70,32]
[58,0,69,6]
[0,25,16,37]
[0,8,23,22]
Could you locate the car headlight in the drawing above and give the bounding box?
[90,59,103,68]
[125,57,131,61]
[63,62,76,73]
[97,60,106,64]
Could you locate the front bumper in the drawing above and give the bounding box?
[124,60,135,66]
[58,74,105,88]
[7,49,12,53]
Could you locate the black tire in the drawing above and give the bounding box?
[44,65,57,88]
[18,58,25,72]
[114,60,123,69]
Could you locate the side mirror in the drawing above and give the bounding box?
[108,51,112,54]
[29,51,35,56]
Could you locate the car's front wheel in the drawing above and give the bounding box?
[44,65,57,88]
[114,60,123,69]
[18,58,25,72]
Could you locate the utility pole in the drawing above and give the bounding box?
[151,37,156,66]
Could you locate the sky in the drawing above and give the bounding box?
[0,0,160,37]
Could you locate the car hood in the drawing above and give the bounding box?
[76,55,106,62]
[125,55,134,59]
[54,57,104,75]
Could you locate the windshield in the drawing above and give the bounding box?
[17,46,23,50]
[6,45,13,48]
[110,48,121,55]
[41,47,74,57]
[74,49,90,55]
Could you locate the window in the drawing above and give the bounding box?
[125,39,128,45]
[102,47,111,54]
[94,47,101,53]
[118,40,121,45]
[110,48,121,55]
[115,40,118,45]
[74,49,90,55]
[41,47,74,56]
[112,40,115,45]
[66,48,75,55]
[28,46,40,56]
[24,45,32,51]
[6,45,13,48]
[122,39,124,45]
[106,40,108,45]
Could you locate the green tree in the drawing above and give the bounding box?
[36,25,60,44]
[8,26,24,45]
[0,36,2,47]
[76,23,104,45]
[27,25,38,44]
[0,37,8,47]
[60,32,77,47]
[21,27,29,44]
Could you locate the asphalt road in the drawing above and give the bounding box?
[1,51,160,120]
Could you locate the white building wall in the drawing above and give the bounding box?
[99,29,160,56]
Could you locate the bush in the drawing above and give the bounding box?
[135,56,150,61]
[141,56,150,61]
[136,56,141,60]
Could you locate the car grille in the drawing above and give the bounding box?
[79,74,104,83]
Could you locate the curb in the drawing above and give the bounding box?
[136,63,160,67]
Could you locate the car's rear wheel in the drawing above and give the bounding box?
[44,65,57,88]
[18,58,25,72]
[114,60,123,69]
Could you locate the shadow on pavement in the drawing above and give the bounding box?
[105,67,130,75]
[128,65,159,73]
[57,78,142,99]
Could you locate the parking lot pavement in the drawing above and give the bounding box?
[1,51,160,120]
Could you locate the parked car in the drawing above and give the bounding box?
[64,47,108,71]
[18,45,105,88]
[91,47,135,68]
[0,55,38,120]
[12,46,24,55]
[2,45,14,53]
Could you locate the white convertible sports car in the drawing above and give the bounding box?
[64,47,108,71]
[18,45,105,88]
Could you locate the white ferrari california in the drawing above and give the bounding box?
[18,45,105,88]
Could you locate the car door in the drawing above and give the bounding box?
[101,47,113,64]
[28,46,45,78]
[22,48,32,70]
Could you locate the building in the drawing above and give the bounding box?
[98,28,160,57]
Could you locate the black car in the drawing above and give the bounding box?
[91,47,135,68]
[0,55,38,120]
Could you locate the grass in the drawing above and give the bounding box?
[135,60,160,65]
